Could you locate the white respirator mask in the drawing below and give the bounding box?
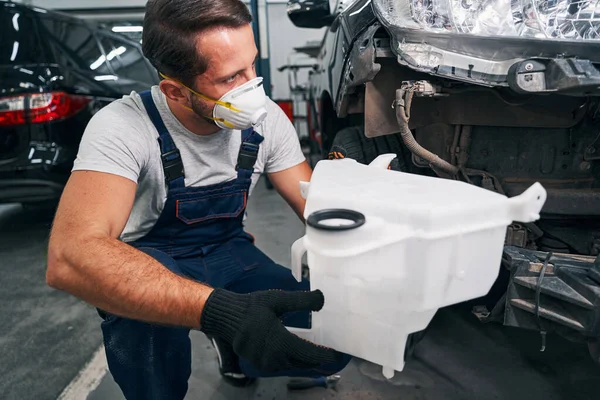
[161,73,268,130]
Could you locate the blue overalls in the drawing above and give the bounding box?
[97,91,351,399]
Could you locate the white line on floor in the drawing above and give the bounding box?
[57,345,108,400]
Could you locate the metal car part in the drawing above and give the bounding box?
[388,37,600,95]
[506,224,529,248]
[410,119,600,216]
[393,41,519,87]
[372,0,600,90]
[336,23,382,118]
[363,59,587,139]
[502,247,600,344]
[508,58,600,95]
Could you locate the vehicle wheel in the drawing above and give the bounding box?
[328,126,409,171]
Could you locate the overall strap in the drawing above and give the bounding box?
[236,128,265,180]
[139,90,185,189]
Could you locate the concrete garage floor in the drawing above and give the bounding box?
[0,203,103,400]
[1,176,599,399]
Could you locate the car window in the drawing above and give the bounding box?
[99,36,155,87]
[0,9,46,65]
[38,17,110,74]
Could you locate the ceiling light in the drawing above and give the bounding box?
[112,26,143,33]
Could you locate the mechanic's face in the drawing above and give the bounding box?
[188,24,259,124]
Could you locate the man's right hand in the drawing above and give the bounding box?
[199,288,344,372]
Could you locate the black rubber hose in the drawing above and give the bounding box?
[395,88,459,175]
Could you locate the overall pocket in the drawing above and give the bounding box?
[175,191,246,225]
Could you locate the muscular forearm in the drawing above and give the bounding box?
[47,234,212,329]
[268,161,312,223]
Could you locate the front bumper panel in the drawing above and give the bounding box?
[383,26,600,92]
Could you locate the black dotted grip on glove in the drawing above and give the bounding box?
[200,288,344,373]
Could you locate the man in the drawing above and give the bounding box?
[45,0,350,398]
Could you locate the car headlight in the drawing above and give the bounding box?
[373,0,600,41]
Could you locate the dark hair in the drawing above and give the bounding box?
[142,0,252,86]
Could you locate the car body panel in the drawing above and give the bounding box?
[308,0,376,128]
[0,1,158,204]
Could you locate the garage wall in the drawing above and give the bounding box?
[266,3,325,101]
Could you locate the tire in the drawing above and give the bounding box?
[328,126,409,171]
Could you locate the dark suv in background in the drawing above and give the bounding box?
[0,1,158,206]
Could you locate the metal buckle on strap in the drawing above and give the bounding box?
[161,149,185,182]
[236,142,260,171]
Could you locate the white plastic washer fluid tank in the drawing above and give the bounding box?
[288,154,547,379]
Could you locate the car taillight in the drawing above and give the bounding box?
[0,92,91,127]
[0,96,26,126]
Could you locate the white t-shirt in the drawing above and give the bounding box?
[72,86,305,242]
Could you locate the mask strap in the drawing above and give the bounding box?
[159,72,241,113]
[179,103,235,129]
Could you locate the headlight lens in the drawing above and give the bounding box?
[374,0,600,40]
